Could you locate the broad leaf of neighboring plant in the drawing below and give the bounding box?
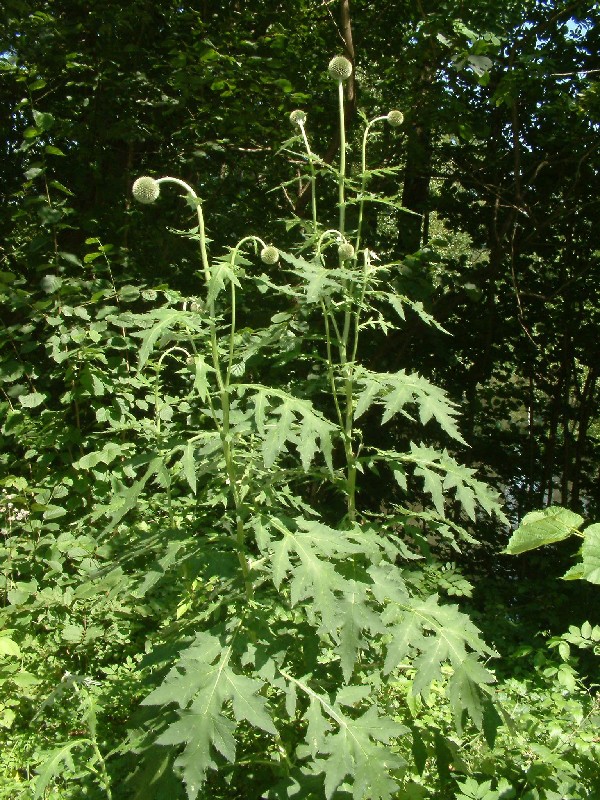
[505,507,600,586]
[504,507,583,555]
[563,524,600,584]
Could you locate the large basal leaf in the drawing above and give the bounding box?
[446,653,496,730]
[283,672,407,800]
[409,443,503,520]
[337,580,386,682]
[267,517,364,635]
[236,385,334,472]
[369,443,506,522]
[142,629,277,799]
[33,741,85,799]
[256,516,399,677]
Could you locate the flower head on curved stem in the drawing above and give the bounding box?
[338,241,355,261]
[288,108,318,235]
[260,246,280,265]
[132,176,160,204]
[387,109,404,128]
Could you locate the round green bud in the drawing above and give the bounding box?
[261,246,280,265]
[132,176,160,204]
[386,110,404,128]
[338,242,355,261]
[289,110,307,126]
[328,56,353,82]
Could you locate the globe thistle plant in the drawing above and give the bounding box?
[338,241,355,261]
[260,245,280,265]
[289,110,307,127]
[327,55,353,82]
[387,109,404,128]
[132,176,160,204]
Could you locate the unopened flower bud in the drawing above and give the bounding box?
[328,56,353,82]
[261,246,280,265]
[386,110,404,128]
[338,242,355,261]
[289,110,307,126]
[132,176,160,204]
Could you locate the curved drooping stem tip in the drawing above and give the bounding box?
[289,110,319,235]
[132,175,211,285]
[131,174,257,598]
[355,109,404,256]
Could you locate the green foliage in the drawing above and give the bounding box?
[505,506,600,584]
[387,642,599,800]
[1,3,599,799]
[0,50,509,799]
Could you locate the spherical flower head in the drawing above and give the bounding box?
[261,246,280,265]
[289,110,307,127]
[387,110,404,128]
[338,242,355,261]
[328,56,353,82]
[132,176,160,204]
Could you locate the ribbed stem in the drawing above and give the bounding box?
[355,116,386,255]
[155,177,254,598]
[335,84,357,523]
[337,80,347,239]
[298,122,318,237]
[321,299,345,432]
[225,236,266,389]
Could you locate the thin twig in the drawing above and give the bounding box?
[551,67,600,76]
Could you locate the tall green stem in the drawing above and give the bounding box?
[299,122,318,237]
[355,116,386,256]
[156,178,210,283]
[351,250,370,367]
[153,346,190,533]
[337,80,347,239]
[225,236,267,390]
[345,251,370,520]
[335,81,357,523]
[155,178,253,598]
[222,236,270,598]
[320,299,345,433]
